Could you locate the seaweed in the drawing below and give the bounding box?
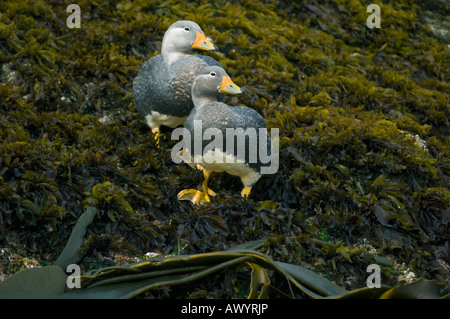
[0,0,448,297]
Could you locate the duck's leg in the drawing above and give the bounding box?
[177,169,216,205]
[201,170,215,202]
[241,186,252,198]
[151,128,161,146]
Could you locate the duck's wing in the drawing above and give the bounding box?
[231,106,267,130]
[168,55,225,115]
[132,55,167,118]
[185,103,270,162]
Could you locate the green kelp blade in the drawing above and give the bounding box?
[334,279,447,299]
[0,266,67,299]
[54,207,97,269]
[129,251,247,272]
[275,261,347,297]
[78,251,255,289]
[222,249,340,299]
[88,266,206,288]
[379,278,445,299]
[59,273,192,299]
[331,286,391,299]
[78,263,145,288]
[246,262,270,299]
[227,239,265,251]
[60,256,252,299]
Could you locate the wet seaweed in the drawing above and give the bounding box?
[0,0,449,297]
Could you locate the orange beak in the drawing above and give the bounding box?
[218,76,243,94]
[191,31,217,51]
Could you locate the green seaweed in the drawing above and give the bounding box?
[0,0,448,298]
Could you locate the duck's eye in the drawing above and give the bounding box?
[184,26,190,32]
[210,72,216,77]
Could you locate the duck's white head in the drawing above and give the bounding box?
[161,20,217,65]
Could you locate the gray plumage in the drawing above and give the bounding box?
[183,66,272,187]
[133,55,221,119]
[133,21,222,130]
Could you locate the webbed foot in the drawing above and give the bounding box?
[241,186,252,199]
[177,188,216,205]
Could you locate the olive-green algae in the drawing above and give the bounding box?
[0,0,449,297]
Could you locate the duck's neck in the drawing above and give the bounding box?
[161,35,189,66]
[192,94,217,110]
[191,80,218,108]
[162,51,187,66]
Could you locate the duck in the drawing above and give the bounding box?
[133,20,222,143]
[177,66,273,204]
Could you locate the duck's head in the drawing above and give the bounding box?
[192,66,244,102]
[161,20,217,62]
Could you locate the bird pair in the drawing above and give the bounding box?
[133,21,272,204]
